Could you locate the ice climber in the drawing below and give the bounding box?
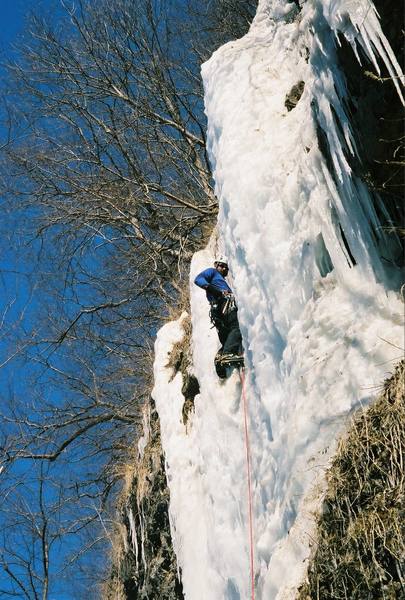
[194,256,243,370]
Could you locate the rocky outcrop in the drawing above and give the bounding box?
[285,81,305,111]
[106,400,184,600]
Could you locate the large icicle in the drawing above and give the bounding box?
[153,1,404,599]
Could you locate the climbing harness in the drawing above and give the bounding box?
[209,294,236,325]
[239,367,255,600]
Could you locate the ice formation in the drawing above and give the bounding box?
[152,1,404,598]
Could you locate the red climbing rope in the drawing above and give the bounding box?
[240,367,255,600]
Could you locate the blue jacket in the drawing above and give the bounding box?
[194,267,232,302]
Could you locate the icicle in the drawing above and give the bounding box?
[138,403,151,459]
[324,0,405,104]
[127,507,139,572]
[138,497,148,575]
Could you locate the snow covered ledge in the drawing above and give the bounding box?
[153,1,404,599]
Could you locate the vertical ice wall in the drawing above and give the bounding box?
[153,1,404,599]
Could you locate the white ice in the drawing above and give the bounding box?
[152,1,404,599]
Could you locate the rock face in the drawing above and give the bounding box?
[285,81,305,112]
[109,400,184,600]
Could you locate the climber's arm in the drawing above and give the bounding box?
[194,269,223,298]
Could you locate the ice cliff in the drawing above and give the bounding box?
[152,1,404,599]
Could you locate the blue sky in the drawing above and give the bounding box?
[0,0,36,47]
[0,0,40,392]
[0,4,101,598]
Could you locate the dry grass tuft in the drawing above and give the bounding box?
[166,314,199,425]
[167,315,192,377]
[299,360,405,600]
[101,575,127,600]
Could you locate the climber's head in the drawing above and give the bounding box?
[214,255,229,275]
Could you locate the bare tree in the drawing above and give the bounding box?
[0,461,107,599]
[0,0,258,596]
[3,0,217,296]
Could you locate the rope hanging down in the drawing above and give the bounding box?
[240,367,255,600]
